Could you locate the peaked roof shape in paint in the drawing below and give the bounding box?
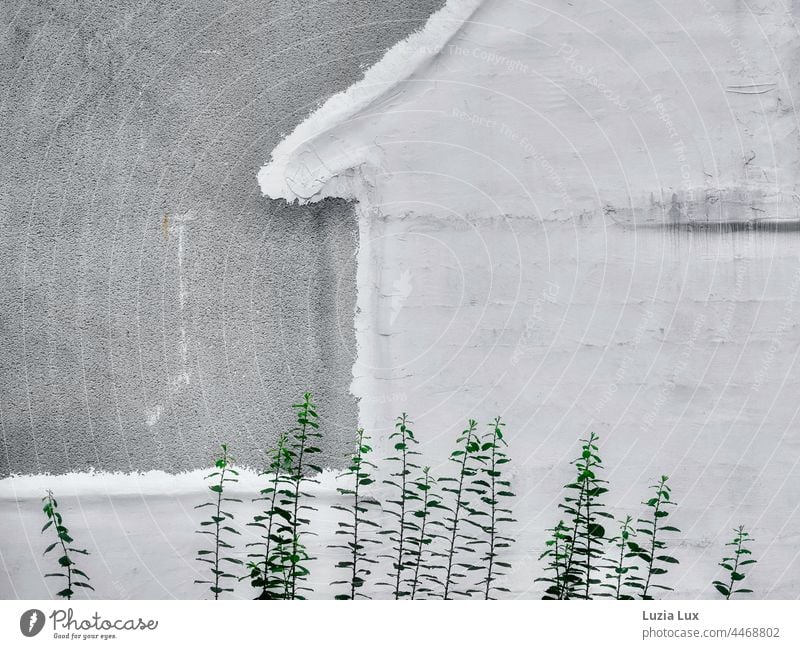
[258,0,800,222]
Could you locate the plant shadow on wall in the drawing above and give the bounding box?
[39,393,757,600]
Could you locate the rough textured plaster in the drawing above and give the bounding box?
[0,0,446,477]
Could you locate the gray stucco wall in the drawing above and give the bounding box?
[0,0,445,476]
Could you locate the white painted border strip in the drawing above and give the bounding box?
[0,469,341,499]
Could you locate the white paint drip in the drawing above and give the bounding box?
[145,404,162,427]
[170,210,197,391]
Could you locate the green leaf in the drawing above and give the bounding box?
[588,523,605,538]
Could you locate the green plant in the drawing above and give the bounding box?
[535,520,572,599]
[553,432,613,599]
[599,514,640,599]
[41,490,93,600]
[378,413,421,598]
[434,418,485,599]
[330,428,381,599]
[475,417,516,599]
[404,467,446,599]
[713,525,756,599]
[629,475,680,599]
[245,431,294,599]
[195,444,243,599]
[283,391,322,599]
